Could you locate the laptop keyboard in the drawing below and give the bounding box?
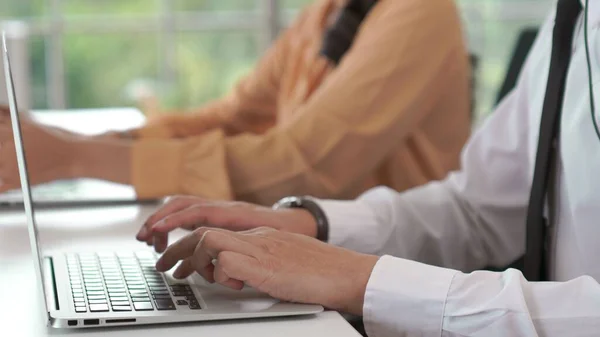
[66,252,202,313]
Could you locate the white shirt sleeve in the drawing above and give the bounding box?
[363,256,600,337]
[318,78,535,271]
[314,14,600,337]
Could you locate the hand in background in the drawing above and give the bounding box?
[155,226,379,316]
[0,106,79,192]
[136,196,317,253]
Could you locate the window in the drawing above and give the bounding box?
[2,0,552,120]
[458,0,553,121]
[1,0,311,111]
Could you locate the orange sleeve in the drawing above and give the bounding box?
[132,0,469,204]
[133,10,304,140]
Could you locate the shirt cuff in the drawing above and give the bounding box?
[132,138,184,198]
[132,131,234,200]
[364,256,458,337]
[315,198,382,253]
[133,119,174,139]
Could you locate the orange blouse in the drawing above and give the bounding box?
[131,0,471,205]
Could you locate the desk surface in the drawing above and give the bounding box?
[0,204,361,336]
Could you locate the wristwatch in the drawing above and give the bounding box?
[272,196,329,242]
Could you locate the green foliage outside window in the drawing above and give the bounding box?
[1,0,552,120]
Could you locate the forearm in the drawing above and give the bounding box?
[131,102,228,140]
[71,137,133,185]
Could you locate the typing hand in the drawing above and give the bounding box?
[155,226,378,315]
[136,196,317,253]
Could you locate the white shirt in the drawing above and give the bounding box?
[317,1,600,336]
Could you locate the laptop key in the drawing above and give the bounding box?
[110,296,128,301]
[152,291,169,295]
[105,280,125,285]
[89,304,109,312]
[126,281,145,285]
[152,295,171,299]
[75,306,87,313]
[112,305,132,312]
[108,292,127,297]
[110,301,130,306]
[83,272,101,276]
[84,279,102,283]
[154,299,176,310]
[87,295,107,300]
[147,282,166,288]
[172,291,192,297]
[132,297,151,302]
[88,299,107,304]
[107,287,124,292]
[85,286,104,291]
[150,286,168,291]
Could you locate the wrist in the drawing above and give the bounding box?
[61,137,84,180]
[275,208,318,238]
[72,137,133,185]
[338,253,379,316]
[272,196,329,241]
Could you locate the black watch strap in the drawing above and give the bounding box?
[273,196,329,242]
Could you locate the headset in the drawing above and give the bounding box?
[320,0,377,65]
[584,0,600,140]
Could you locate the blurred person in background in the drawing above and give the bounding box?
[0,0,470,205]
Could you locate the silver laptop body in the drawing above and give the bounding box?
[2,32,323,329]
[0,178,158,209]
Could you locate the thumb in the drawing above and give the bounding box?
[214,251,267,291]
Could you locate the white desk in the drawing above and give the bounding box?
[0,204,361,336]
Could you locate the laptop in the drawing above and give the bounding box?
[0,178,158,209]
[2,32,323,328]
[0,42,158,209]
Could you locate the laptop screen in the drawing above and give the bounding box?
[2,32,51,315]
